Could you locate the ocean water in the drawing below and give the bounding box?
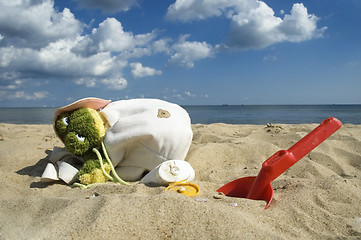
[0,107,57,124]
[185,105,361,125]
[0,105,360,125]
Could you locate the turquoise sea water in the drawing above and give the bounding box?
[0,105,360,125]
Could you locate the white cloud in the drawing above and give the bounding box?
[263,54,277,62]
[94,18,135,52]
[0,0,82,48]
[9,91,49,100]
[166,0,255,22]
[228,2,326,49]
[92,18,150,52]
[166,0,326,50]
[160,88,207,101]
[73,0,138,13]
[76,76,128,90]
[130,62,162,78]
[0,37,129,91]
[75,78,96,87]
[0,0,217,103]
[279,3,325,42]
[72,18,157,58]
[33,91,49,99]
[101,77,128,90]
[166,0,221,21]
[185,91,195,97]
[4,83,21,90]
[0,76,22,90]
[0,4,163,95]
[0,0,177,101]
[0,0,327,105]
[152,38,172,54]
[0,38,123,77]
[169,35,213,68]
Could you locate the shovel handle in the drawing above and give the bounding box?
[262,117,342,182]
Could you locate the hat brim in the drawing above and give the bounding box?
[53,97,111,126]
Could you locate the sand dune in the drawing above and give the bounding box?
[0,123,360,239]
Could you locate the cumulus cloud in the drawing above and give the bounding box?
[130,62,162,78]
[152,38,172,54]
[279,3,323,42]
[166,0,326,50]
[0,0,82,49]
[72,18,157,58]
[0,0,327,103]
[73,0,138,13]
[228,2,326,49]
[101,77,128,90]
[0,1,163,100]
[169,35,213,68]
[0,38,125,81]
[165,0,256,22]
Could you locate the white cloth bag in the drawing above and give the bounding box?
[100,99,193,181]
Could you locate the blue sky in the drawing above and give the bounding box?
[0,0,360,107]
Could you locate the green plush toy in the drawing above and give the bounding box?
[54,107,128,187]
[47,97,194,189]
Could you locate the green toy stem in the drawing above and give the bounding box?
[101,141,129,185]
[92,147,116,182]
[73,141,129,189]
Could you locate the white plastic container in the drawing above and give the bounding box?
[140,160,195,186]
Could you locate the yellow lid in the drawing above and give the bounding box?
[165,181,200,197]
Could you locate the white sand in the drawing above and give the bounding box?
[0,123,360,239]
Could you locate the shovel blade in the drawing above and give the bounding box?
[216,117,342,209]
[217,176,274,209]
[217,176,256,198]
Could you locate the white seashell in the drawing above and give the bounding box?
[228,202,238,207]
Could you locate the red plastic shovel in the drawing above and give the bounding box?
[217,117,342,209]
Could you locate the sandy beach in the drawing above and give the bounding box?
[0,122,360,239]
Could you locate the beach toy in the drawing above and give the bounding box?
[54,103,127,187]
[140,160,199,196]
[165,181,200,197]
[140,160,195,186]
[217,117,342,209]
